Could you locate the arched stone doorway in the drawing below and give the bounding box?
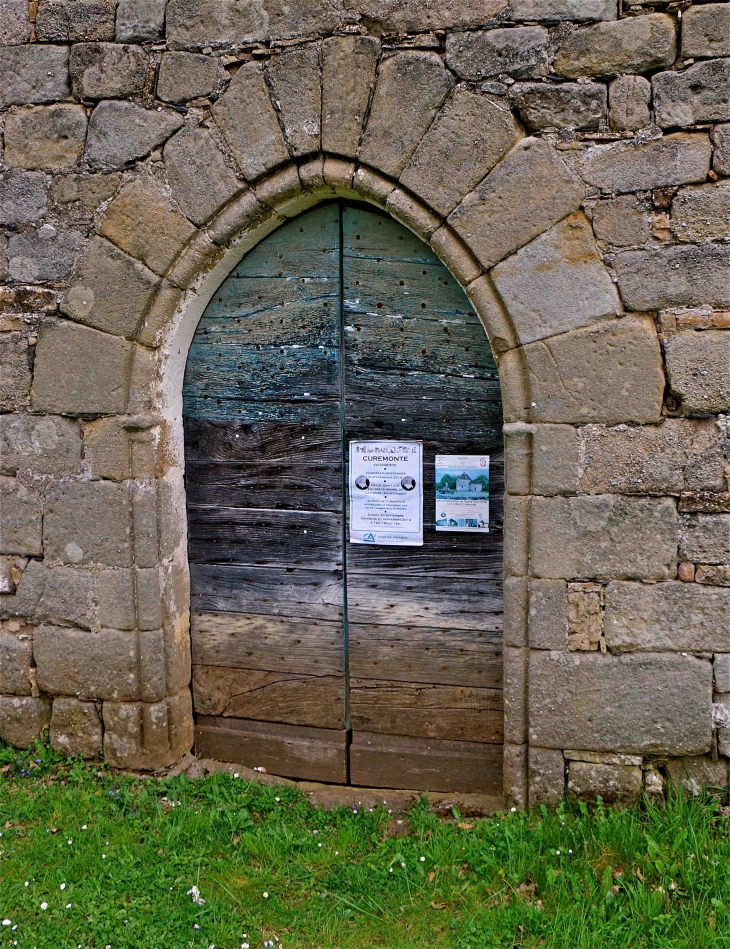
[183,201,504,792]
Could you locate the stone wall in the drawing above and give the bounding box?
[0,0,728,803]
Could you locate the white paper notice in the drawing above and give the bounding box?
[349,441,423,546]
[435,454,490,532]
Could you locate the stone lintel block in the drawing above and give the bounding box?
[0,630,33,695]
[359,51,454,180]
[671,181,730,243]
[664,331,730,413]
[164,125,244,228]
[50,697,103,758]
[682,4,730,60]
[267,43,321,159]
[579,133,711,195]
[504,576,528,648]
[680,513,730,565]
[504,495,529,577]
[4,104,88,171]
[605,581,730,653]
[99,178,198,277]
[567,760,642,803]
[69,41,148,100]
[503,742,527,809]
[0,476,42,557]
[492,212,620,346]
[616,244,730,312]
[529,578,568,650]
[502,317,664,425]
[653,59,730,128]
[61,236,160,341]
[385,189,441,242]
[35,625,139,701]
[465,274,517,355]
[86,100,184,173]
[0,695,51,748]
[212,62,289,183]
[0,44,70,107]
[449,137,584,271]
[0,333,32,412]
[400,88,521,219]
[429,226,482,287]
[553,13,677,79]
[529,651,712,755]
[44,480,132,567]
[531,494,678,581]
[504,646,528,744]
[715,654,730,694]
[157,50,220,104]
[322,35,379,159]
[510,0,617,22]
[0,413,82,478]
[528,747,565,808]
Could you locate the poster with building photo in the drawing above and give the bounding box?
[435,454,490,532]
[349,441,423,546]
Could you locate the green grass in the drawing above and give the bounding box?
[0,742,728,949]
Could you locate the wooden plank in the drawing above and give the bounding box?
[191,611,343,675]
[346,574,502,629]
[186,461,342,513]
[349,731,503,794]
[183,416,342,464]
[350,678,504,743]
[345,365,501,404]
[346,536,503,578]
[349,624,503,688]
[190,564,344,621]
[343,206,436,264]
[188,507,343,569]
[193,666,344,727]
[195,716,348,783]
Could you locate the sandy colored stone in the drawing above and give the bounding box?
[8,226,82,283]
[212,62,289,182]
[35,0,115,41]
[50,698,103,758]
[400,89,520,217]
[321,35,379,159]
[4,105,88,171]
[528,747,565,807]
[164,126,243,227]
[713,124,730,177]
[531,495,678,581]
[445,27,548,81]
[671,181,730,242]
[510,81,606,131]
[568,760,642,803]
[35,626,139,700]
[0,696,51,748]
[591,194,652,246]
[43,480,132,567]
[70,42,148,99]
[267,44,321,158]
[681,3,730,60]
[529,424,581,496]
[116,0,166,41]
[0,333,32,412]
[609,74,651,132]
[553,13,677,78]
[510,0,616,21]
[529,651,712,755]
[158,51,220,104]
[680,513,730,565]
[664,330,730,413]
[653,59,730,128]
[449,137,584,269]
[0,170,50,226]
[86,101,184,173]
[604,581,730,653]
[615,245,730,311]
[0,631,32,695]
[528,578,568,650]
[0,44,69,107]
[359,51,454,179]
[492,212,620,345]
[49,172,121,221]
[579,133,711,194]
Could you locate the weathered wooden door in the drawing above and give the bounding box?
[185,202,504,793]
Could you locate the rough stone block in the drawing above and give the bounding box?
[663,331,730,412]
[60,236,160,340]
[0,631,32,695]
[359,51,454,179]
[116,0,166,41]
[531,495,678,581]
[567,583,603,652]
[86,101,184,173]
[591,194,652,247]
[445,27,548,81]
[8,226,83,283]
[31,320,133,416]
[553,13,677,78]
[697,564,730,586]
[528,747,565,808]
[267,44,321,158]
[580,418,725,495]
[567,760,642,803]
[608,74,651,132]
[166,0,268,48]
[492,212,620,345]
[95,569,136,630]
[504,576,528,647]
[98,178,196,278]
[35,626,139,701]
[50,697,103,758]
[135,567,162,632]
[615,245,730,311]
[531,424,581,496]
[0,170,50,226]
[43,481,132,567]
[713,124,730,177]
[49,172,121,222]
[103,695,185,768]
[8,560,94,628]
[0,0,32,44]
[0,413,82,477]
[4,105,88,171]
[509,81,606,132]
[401,89,521,218]
[528,578,568,650]
[0,44,70,107]
[504,495,529,577]
[157,50,219,105]
[653,59,730,127]
[671,181,730,242]
[0,696,51,748]
[321,35,379,159]
[0,477,42,557]
[504,646,528,743]
[138,627,165,702]
[681,4,730,60]
[680,513,730,565]
[164,126,243,227]
[212,62,289,182]
[666,755,728,795]
[503,742,527,808]
[449,138,584,269]
[579,133,711,194]
[529,651,712,754]
[35,0,115,41]
[502,317,664,425]
[0,332,32,412]
[360,0,508,32]
[70,42,148,99]
[510,0,616,21]
[605,581,730,653]
[715,655,730,693]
